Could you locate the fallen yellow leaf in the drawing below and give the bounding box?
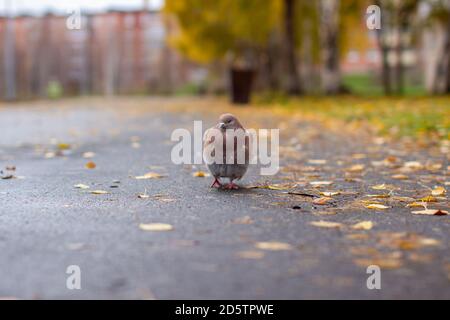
[320,191,340,197]
[236,251,265,259]
[90,190,108,195]
[371,184,387,190]
[310,220,343,228]
[74,184,90,189]
[255,241,293,251]
[139,223,173,231]
[365,204,389,210]
[310,181,333,186]
[431,186,446,196]
[135,172,165,180]
[351,221,374,230]
[347,164,365,172]
[192,171,210,177]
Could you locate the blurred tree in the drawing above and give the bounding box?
[426,0,450,94]
[318,0,366,94]
[165,0,282,102]
[284,0,302,95]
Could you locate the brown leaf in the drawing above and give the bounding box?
[85,161,96,169]
[411,209,448,216]
[313,197,333,205]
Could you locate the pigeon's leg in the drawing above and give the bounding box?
[224,179,239,190]
[210,177,222,188]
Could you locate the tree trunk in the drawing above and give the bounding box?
[319,0,342,95]
[433,18,450,94]
[284,0,302,95]
[375,0,392,95]
[395,28,404,95]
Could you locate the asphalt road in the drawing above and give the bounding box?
[0,97,448,299]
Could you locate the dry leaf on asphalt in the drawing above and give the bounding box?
[135,172,165,180]
[255,242,293,251]
[313,197,333,205]
[320,191,340,197]
[351,221,374,230]
[85,161,96,169]
[371,184,388,190]
[90,190,108,195]
[411,209,448,216]
[74,184,90,189]
[139,223,173,231]
[236,251,265,259]
[82,152,95,159]
[232,216,253,224]
[310,181,333,187]
[347,164,365,172]
[310,220,343,228]
[193,171,210,177]
[431,186,446,196]
[365,204,389,210]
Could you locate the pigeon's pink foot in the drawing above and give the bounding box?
[224,182,239,190]
[210,178,221,188]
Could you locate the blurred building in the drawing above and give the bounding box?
[0,9,201,100]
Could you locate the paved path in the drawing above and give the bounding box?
[0,97,448,299]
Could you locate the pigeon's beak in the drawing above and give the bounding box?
[219,122,226,130]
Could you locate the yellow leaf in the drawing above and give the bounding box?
[57,143,71,150]
[404,161,423,170]
[310,181,333,186]
[236,251,265,259]
[90,190,108,195]
[74,184,90,189]
[320,191,340,197]
[366,194,390,199]
[371,184,387,190]
[419,195,437,203]
[411,209,448,216]
[406,202,426,208]
[135,172,165,180]
[431,186,446,196]
[308,159,327,165]
[255,241,292,251]
[365,204,389,210]
[139,223,173,231]
[85,161,96,169]
[310,220,343,228]
[193,171,210,177]
[351,221,374,230]
[347,164,365,172]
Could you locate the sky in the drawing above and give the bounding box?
[0,0,164,16]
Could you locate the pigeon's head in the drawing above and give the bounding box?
[218,113,242,130]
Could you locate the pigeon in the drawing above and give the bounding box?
[203,113,249,189]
